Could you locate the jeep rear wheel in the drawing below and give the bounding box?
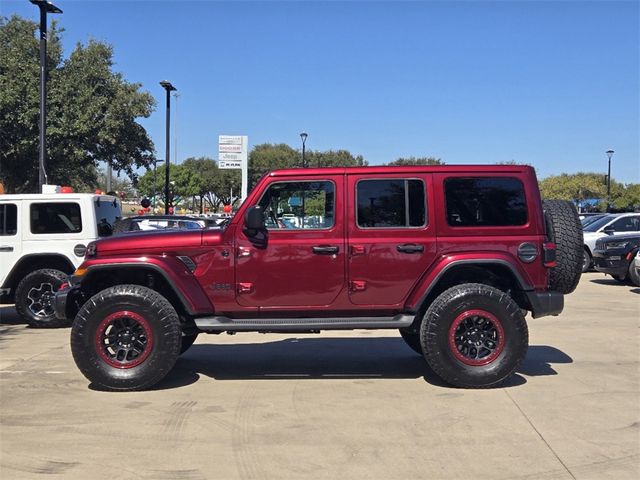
[629,260,640,287]
[15,269,69,328]
[420,283,528,388]
[543,200,583,293]
[70,284,181,391]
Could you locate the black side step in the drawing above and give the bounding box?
[194,314,415,333]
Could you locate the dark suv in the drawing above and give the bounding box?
[593,233,640,285]
[55,166,583,390]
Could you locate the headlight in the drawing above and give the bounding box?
[606,241,628,250]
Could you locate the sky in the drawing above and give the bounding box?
[2,0,639,182]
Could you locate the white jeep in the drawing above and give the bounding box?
[0,193,121,327]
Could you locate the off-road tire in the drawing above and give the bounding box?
[629,259,640,287]
[70,284,181,391]
[15,269,69,328]
[180,333,199,355]
[543,200,583,294]
[399,328,422,355]
[582,248,592,273]
[420,283,528,388]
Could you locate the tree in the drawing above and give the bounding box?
[97,169,135,198]
[538,172,639,212]
[248,143,368,189]
[306,149,367,168]
[0,15,155,193]
[248,143,300,188]
[386,157,444,166]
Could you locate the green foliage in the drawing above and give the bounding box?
[248,143,300,188]
[0,15,155,193]
[248,143,367,188]
[137,157,242,211]
[539,172,639,212]
[386,157,444,166]
[97,169,134,197]
[306,149,367,168]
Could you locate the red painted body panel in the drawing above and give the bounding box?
[235,174,347,308]
[81,255,215,314]
[84,165,550,319]
[345,172,438,306]
[96,229,209,255]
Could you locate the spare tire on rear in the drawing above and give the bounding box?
[543,200,583,294]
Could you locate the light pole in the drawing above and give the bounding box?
[30,0,62,192]
[153,159,165,210]
[606,149,614,213]
[160,81,177,214]
[300,132,308,168]
[172,91,180,165]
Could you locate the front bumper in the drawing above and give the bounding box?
[525,291,564,319]
[54,285,83,321]
[593,253,629,277]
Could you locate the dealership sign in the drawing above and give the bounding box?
[218,135,249,199]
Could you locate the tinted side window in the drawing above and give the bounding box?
[357,179,426,228]
[445,177,527,227]
[610,216,640,232]
[0,204,18,236]
[94,199,122,237]
[258,181,335,230]
[30,203,82,234]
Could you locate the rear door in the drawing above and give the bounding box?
[346,173,437,307]
[0,202,21,288]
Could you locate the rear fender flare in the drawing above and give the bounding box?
[405,256,533,313]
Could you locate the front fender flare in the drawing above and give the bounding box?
[78,256,214,316]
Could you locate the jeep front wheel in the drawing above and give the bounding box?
[420,283,528,388]
[15,268,69,328]
[70,284,181,391]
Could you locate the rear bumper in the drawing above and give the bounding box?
[526,291,564,319]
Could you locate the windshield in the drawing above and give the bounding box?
[583,214,615,232]
[581,215,605,228]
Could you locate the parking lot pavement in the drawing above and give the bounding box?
[0,272,638,480]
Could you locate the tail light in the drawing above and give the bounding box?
[543,242,557,268]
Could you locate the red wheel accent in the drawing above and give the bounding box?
[448,309,505,366]
[95,311,154,369]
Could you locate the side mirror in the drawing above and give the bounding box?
[603,226,615,235]
[244,206,265,230]
[243,206,267,249]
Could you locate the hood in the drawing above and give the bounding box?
[94,229,207,255]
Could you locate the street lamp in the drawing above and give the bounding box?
[153,159,165,210]
[300,132,308,168]
[606,149,614,213]
[30,0,62,192]
[160,80,177,214]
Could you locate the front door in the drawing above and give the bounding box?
[235,176,345,309]
[347,173,437,307]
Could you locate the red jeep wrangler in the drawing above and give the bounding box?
[56,166,582,390]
